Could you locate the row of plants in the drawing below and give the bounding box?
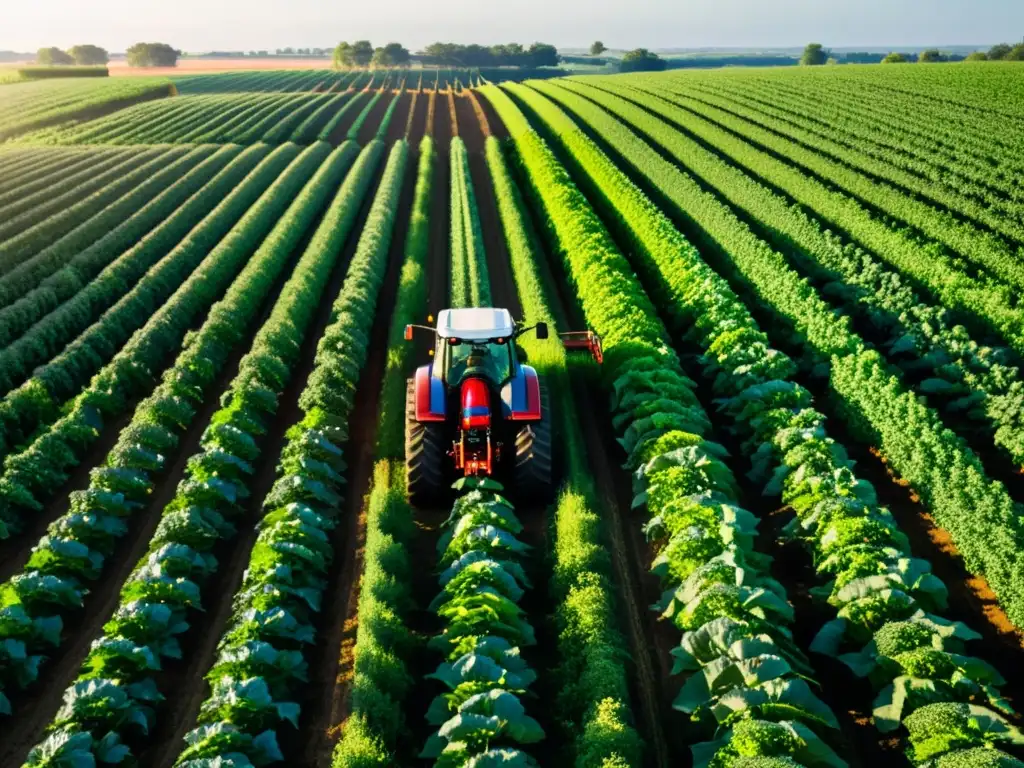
[0,144,313,540]
[18,140,373,765]
[481,84,848,766]
[524,81,1024,630]
[0,143,281,455]
[673,81,1024,246]
[0,144,227,320]
[294,92,351,143]
[0,147,122,218]
[0,148,100,195]
[316,92,368,142]
[375,86,405,140]
[0,147,171,243]
[333,137,433,766]
[0,146,178,273]
[683,79,1024,228]
[169,139,408,766]
[172,69,356,96]
[449,137,491,309]
[346,87,388,142]
[532,80,1024,470]
[0,147,256,390]
[746,75,1024,188]
[421,477,546,766]
[485,132,643,766]
[497,82,1024,766]
[0,77,173,141]
[576,79,1024,358]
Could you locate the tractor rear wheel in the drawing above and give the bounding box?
[406,379,446,506]
[514,382,553,501]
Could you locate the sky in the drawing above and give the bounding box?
[4,0,1022,53]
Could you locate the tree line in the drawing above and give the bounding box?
[35,42,180,67]
[332,40,561,69]
[802,41,1024,65]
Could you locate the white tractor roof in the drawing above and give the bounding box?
[436,308,515,340]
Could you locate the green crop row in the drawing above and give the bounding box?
[317,91,368,142]
[0,147,122,215]
[7,144,361,751]
[346,89,385,142]
[0,146,233,351]
[293,92,352,144]
[577,80,1024,357]
[522,81,1024,630]
[537,81,1024,470]
[333,138,430,767]
[171,140,406,766]
[449,137,491,309]
[499,81,1024,766]
[0,145,313,539]
[482,83,847,767]
[423,477,545,766]
[0,147,179,272]
[485,132,643,767]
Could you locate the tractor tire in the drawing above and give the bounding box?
[406,378,446,507]
[513,382,553,502]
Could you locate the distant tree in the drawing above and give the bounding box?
[333,41,354,68]
[1008,44,1024,61]
[126,42,179,67]
[918,48,946,63]
[68,45,108,65]
[590,41,607,56]
[964,51,988,61]
[620,48,666,72]
[826,56,839,65]
[37,47,74,65]
[382,42,410,67]
[528,42,559,67]
[882,52,908,63]
[988,43,1012,60]
[352,40,374,67]
[800,42,829,65]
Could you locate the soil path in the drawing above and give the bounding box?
[355,89,395,147]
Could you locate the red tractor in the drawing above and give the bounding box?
[404,308,602,505]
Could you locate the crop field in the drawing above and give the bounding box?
[0,61,1023,768]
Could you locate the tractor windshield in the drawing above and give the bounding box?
[445,339,513,386]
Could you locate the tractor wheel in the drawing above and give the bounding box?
[406,379,446,506]
[514,383,553,502]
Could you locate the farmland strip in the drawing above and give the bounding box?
[0,146,176,265]
[531,80,1024,470]
[167,140,407,765]
[9,141,366,765]
[449,137,490,308]
[0,144,314,539]
[482,83,847,766]
[494,79,1024,767]
[0,145,262,390]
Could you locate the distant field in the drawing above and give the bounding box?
[108,56,334,76]
[2,62,1024,768]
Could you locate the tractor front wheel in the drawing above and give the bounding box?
[513,383,553,502]
[406,379,446,506]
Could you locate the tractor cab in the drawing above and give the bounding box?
[436,308,520,388]
[403,307,599,506]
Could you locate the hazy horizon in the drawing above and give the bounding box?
[5,0,1022,53]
